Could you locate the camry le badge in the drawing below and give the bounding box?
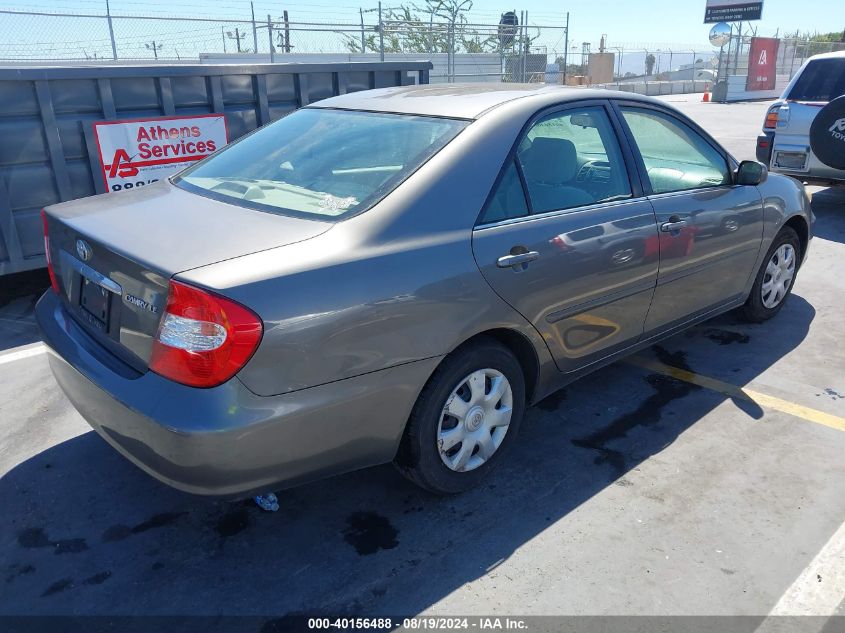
[76,239,93,262]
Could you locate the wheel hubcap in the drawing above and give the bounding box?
[437,368,513,473]
[761,243,795,309]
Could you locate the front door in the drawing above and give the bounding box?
[615,104,765,334]
[472,103,659,374]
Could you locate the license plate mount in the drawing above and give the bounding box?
[80,275,111,329]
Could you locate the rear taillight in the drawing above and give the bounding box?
[40,209,59,293]
[150,280,263,388]
[764,106,779,129]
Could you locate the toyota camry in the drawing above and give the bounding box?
[37,84,813,496]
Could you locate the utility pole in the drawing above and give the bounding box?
[145,41,163,59]
[227,27,246,53]
[105,0,117,60]
[251,2,258,55]
[562,11,569,85]
[360,8,366,53]
[222,26,227,53]
[378,1,384,62]
[283,10,291,53]
[267,14,275,62]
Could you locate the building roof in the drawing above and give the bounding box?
[308,83,652,119]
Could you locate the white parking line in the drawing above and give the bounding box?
[762,520,845,623]
[0,344,45,365]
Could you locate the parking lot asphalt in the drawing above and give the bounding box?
[1,94,844,622]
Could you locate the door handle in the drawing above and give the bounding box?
[660,219,688,233]
[497,251,540,268]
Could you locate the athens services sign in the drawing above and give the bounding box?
[92,114,228,192]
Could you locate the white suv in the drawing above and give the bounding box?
[757,50,845,185]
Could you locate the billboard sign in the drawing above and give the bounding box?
[704,0,763,23]
[746,37,780,91]
[92,114,228,192]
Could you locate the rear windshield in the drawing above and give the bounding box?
[788,58,845,102]
[174,108,468,220]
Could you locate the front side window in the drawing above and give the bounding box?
[620,107,730,194]
[174,108,468,220]
[516,106,632,214]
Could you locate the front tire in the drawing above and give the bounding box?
[395,338,526,495]
[738,226,800,323]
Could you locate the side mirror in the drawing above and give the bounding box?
[736,160,768,186]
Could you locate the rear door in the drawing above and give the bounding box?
[613,102,765,335]
[472,101,659,374]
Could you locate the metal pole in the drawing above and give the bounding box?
[562,11,569,85]
[222,26,227,54]
[734,21,742,75]
[251,2,258,54]
[360,8,366,53]
[267,15,274,63]
[378,1,384,62]
[105,0,117,60]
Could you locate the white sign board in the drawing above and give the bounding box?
[704,0,763,23]
[92,114,229,192]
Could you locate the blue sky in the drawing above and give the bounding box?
[0,0,838,62]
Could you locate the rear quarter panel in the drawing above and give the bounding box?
[180,104,559,397]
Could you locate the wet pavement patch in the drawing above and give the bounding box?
[4,563,35,583]
[102,511,186,542]
[82,571,112,585]
[535,388,568,412]
[343,512,399,555]
[571,346,701,475]
[17,527,88,554]
[41,578,73,597]
[700,328,750,345]
[216,508,251,538]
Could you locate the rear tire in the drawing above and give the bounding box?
[394,338,526,495]
[737,226,800,323]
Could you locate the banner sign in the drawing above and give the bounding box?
[704,0,763,23]
[746,37,780,91]
[93,114,228,192]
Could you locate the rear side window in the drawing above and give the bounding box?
[479,160,528,224]
[788,59,845,102]
[620,107,730,194]
[174,108,467,220]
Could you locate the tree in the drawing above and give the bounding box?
[645,53,656,75]
[344,1,505,55]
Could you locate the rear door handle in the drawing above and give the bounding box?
[497,251,540,268]
[660,220,688,233]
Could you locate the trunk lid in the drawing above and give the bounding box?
[44,180,331,369]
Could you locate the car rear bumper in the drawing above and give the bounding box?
[36,290,438,498]
[763,131,845,184]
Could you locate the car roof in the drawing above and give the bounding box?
[308,82,662,119]
[806,49,845,62]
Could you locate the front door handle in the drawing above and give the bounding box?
[497,251,540,268]
[660,219,688,233]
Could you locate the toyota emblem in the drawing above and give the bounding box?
[76,239,93,262]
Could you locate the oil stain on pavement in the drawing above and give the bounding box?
[571,346,702,475]
[343,512,399,555]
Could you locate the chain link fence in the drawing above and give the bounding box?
[0,8,572,84]
[711,34,845,101]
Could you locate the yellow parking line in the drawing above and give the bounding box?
[625,355,845,433]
